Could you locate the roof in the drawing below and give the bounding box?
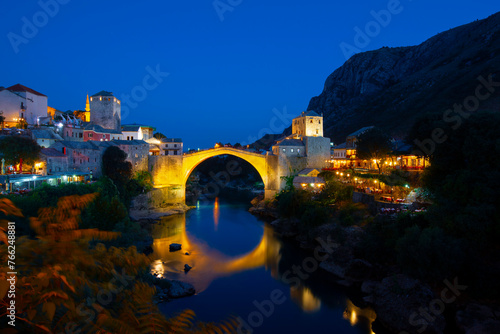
[121,125,140,132]
[31,129,63,141]
[91,90,114,97]
[122,123,156,131]
[296,110,321,118]
[334,142,347,150]
[277,139,304,147]
[51,140,100,150]
[40,148,67,158]
[7,84,47,97]
[96,140,148,147]
[160,138,183,143]
[298,168,321,176]
[293,176,325,184]
[347,126,374,138]
[84,123,122,134]
[393,140,414,154]
[112,140,148,146]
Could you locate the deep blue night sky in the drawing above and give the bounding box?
[1,0,498,149]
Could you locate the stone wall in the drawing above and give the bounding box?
[303,136,331,168]
[90,98,121,131]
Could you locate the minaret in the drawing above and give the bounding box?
[85,93,90,112]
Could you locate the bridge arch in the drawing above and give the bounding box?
[182,148,270,191]
[149,147,279,203]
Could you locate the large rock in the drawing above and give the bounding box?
[456,303,500,334]
[168,280,195,298]
[370,274,446,334]
[169,243,182,252]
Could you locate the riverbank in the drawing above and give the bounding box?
[249,197,500,334]
[129,195,197,304]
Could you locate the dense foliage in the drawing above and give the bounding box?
[0,196,238,332]
[354,127,393,174]
[0,136,40,171]
[102,146,133,188]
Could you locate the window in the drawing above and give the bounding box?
[88,158,90,162]
[282,148,286,153]
[310,119,313,123]
[319,120,321,124]
[291,149,294,153]
[79,133,83,138]
[297,149,300,153]
[174,144,177,148]
[316,129,319,134]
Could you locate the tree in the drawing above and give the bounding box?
[153,132,166,140]
[73,110,87,121]
[355,127,392,174]
[0,136,40,172]
[16,118,28,129]
[406,112,452,158]
[422,111,500,246]
[102,146,132,186]
[233,143,242,148]
[0,111,5,129]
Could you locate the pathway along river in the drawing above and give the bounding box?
[151,198,388,334]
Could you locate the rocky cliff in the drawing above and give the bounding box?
[310,12,500,143]
[252,12,500,148]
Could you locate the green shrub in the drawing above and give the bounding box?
[396,226,465,281]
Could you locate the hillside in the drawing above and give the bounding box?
[254,12,500,147]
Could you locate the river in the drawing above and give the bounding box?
[151,198,385,334]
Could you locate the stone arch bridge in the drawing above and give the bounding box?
[148,147,281,204]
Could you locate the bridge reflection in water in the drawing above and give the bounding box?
[150,203,376,332]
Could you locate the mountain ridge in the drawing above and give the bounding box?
[253,12,500,148]
[309,11,500,144]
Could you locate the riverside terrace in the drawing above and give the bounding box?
[0,172,92,194]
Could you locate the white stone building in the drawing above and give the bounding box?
[160,138,183,156]
[122,124,155,141]
[0,84,48,127]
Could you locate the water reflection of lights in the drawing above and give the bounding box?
[343,299,377,333]
[290,286,321,313]
[152,211,378,333]
[151,214,281,293]
[213,197,220,231]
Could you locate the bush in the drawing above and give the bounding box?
[276,189,312,218]
[396,226,465,281]
[299,204,330,232]
[336,202,369,227]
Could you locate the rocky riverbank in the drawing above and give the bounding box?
[129,203,194,221]
[129,195,196,304]
[250,198,500,334]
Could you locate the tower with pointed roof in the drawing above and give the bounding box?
[89,91,121,131]
[85,93,90,112]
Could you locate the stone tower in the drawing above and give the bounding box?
[292,110,323,138]
[89,91,121,131]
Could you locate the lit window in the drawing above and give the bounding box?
[282,148,286,153]
[291,149,294,153]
